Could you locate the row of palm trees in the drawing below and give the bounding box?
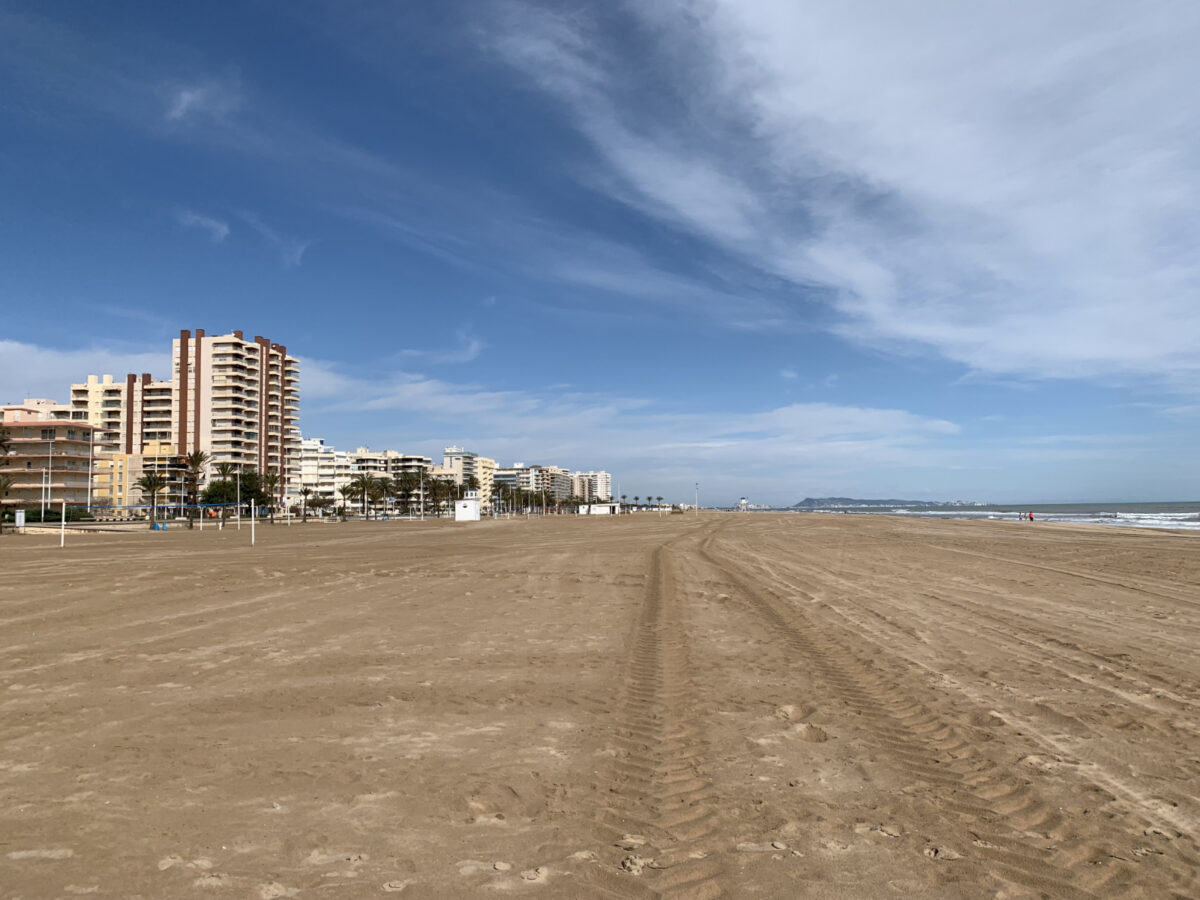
[304,471,479,521]
[620,494,666,509]
[135,452,290,530]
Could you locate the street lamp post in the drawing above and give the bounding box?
[695,482,699,516]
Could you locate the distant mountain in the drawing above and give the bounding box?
[791,497,977,509]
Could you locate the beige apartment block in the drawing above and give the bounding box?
[172,329,300,484]
[572,470,613,502]
[495,463,574,502]
[1,404,99,513]
[71,329,300,503]
[442,446,495,509]
[91,441,187,517]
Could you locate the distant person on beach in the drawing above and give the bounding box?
[1028,511,1034,521]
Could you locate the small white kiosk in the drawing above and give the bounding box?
[579,502,621,515]
[454,489,482,522]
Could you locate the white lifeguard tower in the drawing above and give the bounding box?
[454,489,481,522]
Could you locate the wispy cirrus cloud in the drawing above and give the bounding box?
[235,211,312,268]
[485,1,1200,388]
[176,209,230,243]
[295,352,964,499]
[400,330,485,365]
[163,77,242,122]
[0,339,168,404]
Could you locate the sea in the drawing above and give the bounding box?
[812,502,1200,532]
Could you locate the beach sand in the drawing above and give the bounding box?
[2,513,1198,898]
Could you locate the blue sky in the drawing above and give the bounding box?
[2,1,1198,505]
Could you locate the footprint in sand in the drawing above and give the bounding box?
[520,866,549,883]
[923,846,963,861]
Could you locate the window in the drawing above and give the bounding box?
[41,428,56,440]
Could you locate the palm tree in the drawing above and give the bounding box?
[183,450,209,528]
[463,474,480,498]
[368,480,386,516]
[137,472,169,529]
[396,471,419,515]
[621,494,627,510]
[262,470,280,523]
[377,477,395,516]
[299,487,312,523]
[338,484,356,520]
[349,473,376,519]
[656,495,663,508]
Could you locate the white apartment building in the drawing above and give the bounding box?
[495,463,574,502]
[442,446,496,509]
[293,437,352,505]
[290,441,454,513]
[171,329,300,482]
[68,329,300,502]
[572,470,613,502]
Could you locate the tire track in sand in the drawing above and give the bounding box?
[699,529,1200,900]
[585,541,724,900]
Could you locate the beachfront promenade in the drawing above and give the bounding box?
[2,514,1197,897]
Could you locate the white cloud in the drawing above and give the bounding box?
[235,211,312,268]
[176,209,230,243]
[779,368,797,379]
[400,330,485,365]
[294,353,960,500]
[0,340,168,405]
[164,78,242,121]
[487,1,1200,387]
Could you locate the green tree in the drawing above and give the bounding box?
[137,472,169,529]
[200,479,237,507]
[338,484,356,520]
[377,477,395,516]
[656,495,663,508]
[262,470,280,523]
[368,479,386,516]
[299,486,312,523]
[349,473,376,518]
[183,450,210,529]
[396,471,419,515]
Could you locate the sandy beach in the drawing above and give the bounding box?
[2,513,1198,899]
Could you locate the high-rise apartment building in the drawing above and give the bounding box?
[572,470,613,502]
[495,463,573,502]
[442,446,496,509]
[172,330,300,477]
[70,330,300,500]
